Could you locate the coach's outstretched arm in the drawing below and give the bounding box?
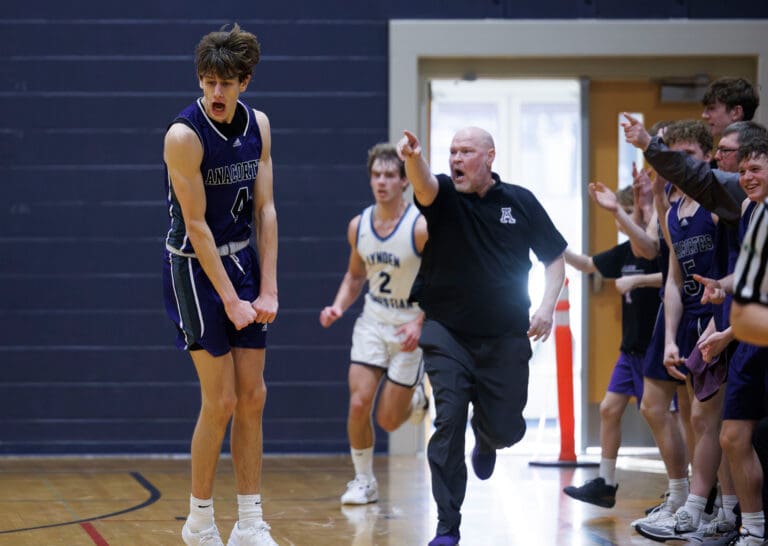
[397,130,439,206]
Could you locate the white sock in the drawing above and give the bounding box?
[668,478,689,509]
[351,446,374,480]
[410,386,425,413]
[681,494,707,527]
[741,511,765,538]
[187,495,214,532]
[721,494,738,523]
[237,494,263,529]
[599,458,617,486]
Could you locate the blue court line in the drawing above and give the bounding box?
[0,471,161,534]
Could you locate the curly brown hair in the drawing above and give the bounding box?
[663,120,713,155]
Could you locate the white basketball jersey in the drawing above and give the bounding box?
[357,203,422,325]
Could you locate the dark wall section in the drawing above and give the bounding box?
[1,1,765,454]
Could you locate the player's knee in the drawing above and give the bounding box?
[375,408,402,432]
[640,399,665,424]
[236,383,267,413]
[719,426,734,454]
[719,423,746,454]
[599,399,623,423]
[689,405,713,437]
[202,392,238,422]
[349,393,374,421]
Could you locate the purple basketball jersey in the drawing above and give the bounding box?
[164,99,263,253]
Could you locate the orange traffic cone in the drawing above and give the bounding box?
[530,278,597,468]
[555,278,576,462]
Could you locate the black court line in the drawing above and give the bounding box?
[0,471,161,534]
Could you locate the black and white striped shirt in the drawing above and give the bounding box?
[734,200,768,305]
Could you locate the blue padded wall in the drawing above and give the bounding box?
[1,1,766,454]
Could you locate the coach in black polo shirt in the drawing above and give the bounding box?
[397,127,566,546]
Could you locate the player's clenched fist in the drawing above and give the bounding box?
[319,305,343,328]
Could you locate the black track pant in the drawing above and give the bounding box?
[420,319,531,536]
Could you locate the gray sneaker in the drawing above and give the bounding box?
[644,491,671,515]
[636,506,699,541]
[700,507,738,538]
[631,500,677,528]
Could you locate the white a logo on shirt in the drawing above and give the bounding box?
[500,207,516,224]
[233,138,242,147]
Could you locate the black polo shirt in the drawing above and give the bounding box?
[591,241,660,354]
[411,173,567,337]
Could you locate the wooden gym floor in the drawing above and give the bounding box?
[0,451,698,545]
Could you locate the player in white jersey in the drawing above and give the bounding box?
[320,143,429,505]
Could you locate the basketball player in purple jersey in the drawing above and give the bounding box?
[162,24,279,546]
[693,132,768,545]
[623,117,767,538]
[635,121,730,541]
[590,127,695,527]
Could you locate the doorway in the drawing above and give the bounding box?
[585,80,710,447]
[427,78,584,456]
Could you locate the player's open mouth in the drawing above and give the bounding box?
[212,102,226,114]
[453,169,465,180]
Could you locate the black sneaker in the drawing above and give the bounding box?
[563,477,618,508]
